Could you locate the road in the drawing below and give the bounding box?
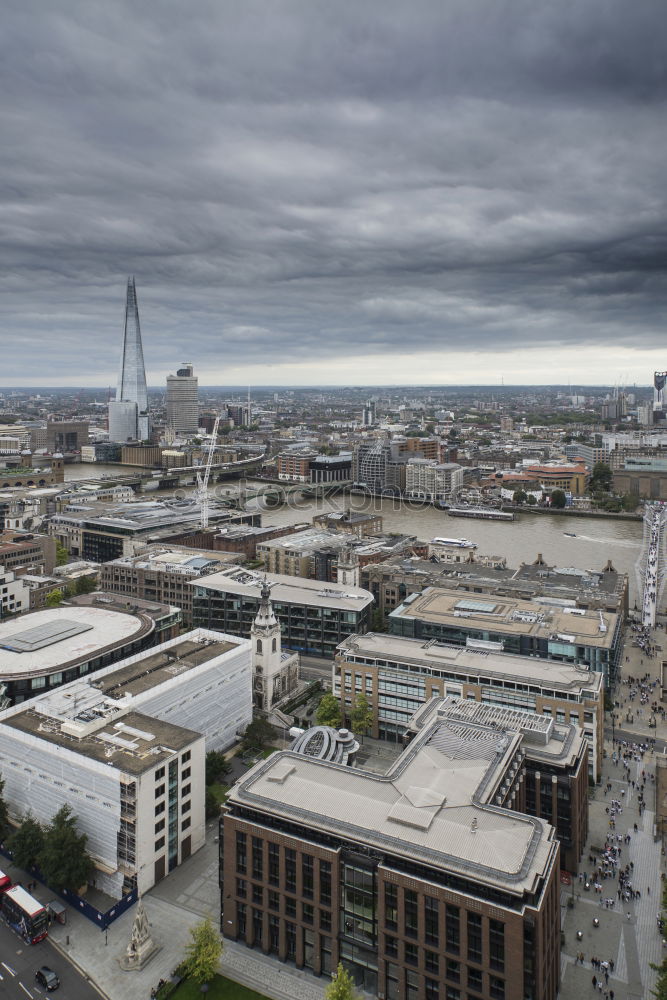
[605,724,666,753]
[0,918,102,1000]
[298,654,333,686]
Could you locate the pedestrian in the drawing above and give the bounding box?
[627,912,631,921]
[592,975,597,989]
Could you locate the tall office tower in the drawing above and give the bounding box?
[108,277,150,442]
[166,363,199,435]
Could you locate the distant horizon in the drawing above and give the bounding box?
[0,382,653,393]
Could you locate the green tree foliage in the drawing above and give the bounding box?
[45,589,64,607]
[38,805,94,891]
[74,574,98,595]
[243,717,276,749]
[205,787,219,820]
[183,916,223,985]
[370,608,387,633]
[325,963,362,1000]
[550,489,567,509]
[526,494,537,505]
[0,776,10,843]
[205,751,230,786]
[55,543,69,566]
[622,493,638,512]
[9,814,44,871]
[512,490,527,504]
[589,462,613,493]
[316,692,342,728]
[651,956,667,1000]
[350,694,374,736]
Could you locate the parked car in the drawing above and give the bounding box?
[35,966,60,991]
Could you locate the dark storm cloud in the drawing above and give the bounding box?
[1,0,666,382]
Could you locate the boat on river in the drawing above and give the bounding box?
[431,537,477,548]
[447,506,515,521]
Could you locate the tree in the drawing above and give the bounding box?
[74,574,98,595]
[622,493,638,512]
[350,694,374,738]
[38,805,94,891]
[183,916,223,986]
[205,787,220,820]
[55,543,69,566]
[550,489,567,509]
[243,717,276,749]
[205,751,230,786]
[316,693,342,728]
[45,589,64,607]
[371,608,387,633]
[589,462,613,493]
[526,494,537,505]
[9,814,44,871]
[325,963,362,1000]
[0,775,10,844]
[512,490,527,504]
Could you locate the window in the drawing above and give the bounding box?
[404,889,418,938]
[181,783,191,798]
[252,909,263,944]
[320,860,331,906]
[182,767,191,781]
[268,890,279,912]
[303,903,314,924]
[468,967,483,993]
[425,950,439,974]
[425,979,439,1000]
[425,895,439,946]
[302,854,314,898]
[385,883,398,930]
[155,802,165,816]
[285,922,296,961]
[155,784,165,799]
[252,837,263,881]
[446,904,460,954]
[467,913,482,964]
[237,902,247,938]
[252,884,263,905]
[385,935,398,958]
[268,843,280,886]
[155,836,165,851]
[155,819,165,833]
[268,914,279,954]
[285,897,297,918]
[320,909,331,932]
[181,816,191,831]
[181,800,191,814]
[236,832,247,875]
[489,977,505,1000]
[155,767,165,781]
[285,848,296,893]
[181,750,191,764]
[489,919,505,972]
[404,942,418,966]
[446,959,460,983]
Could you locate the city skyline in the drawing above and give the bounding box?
[1,2,666,387]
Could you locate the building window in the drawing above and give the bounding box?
[404,889,418,939]
[252,837,263,881]
[268,843,280,886]
[425,895,439,946]
[182,767,191,781]
[385,883,398,930]
[252,884,263,905]
[385,935,398,957]
[468,967,483,992]
[268,914,280,954]
[302,854,314,898]
[446,904,460,954]
[181,783,191,798]
[236,832,247,875]
[446,959,460,983]
[285,848,296,893]
[268,890,279,911]
[155,819,165,833]
[237,902,247,938]
[404,942,418,966]
[181,750,191,764]
[285,922,296,961]
[489,919,505,972]
[155,802,165,816]
[425,979,439,1000]
[236,878,246,898]
[155,767,165,781]
[155,784,165,798]
[181,816,191,831]
[303,903,314,924]
[425,950,439,974]
[155,836,165,851]
[181,799,191,814]
[285,897,297,918]
[319,860,332,906]
[467,913,482,964]
[252,908,263,945]
[489,977,505,1000]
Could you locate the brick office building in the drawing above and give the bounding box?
[221,698,564,1000]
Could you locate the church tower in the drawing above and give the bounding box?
[336,543,360,589]
[251,580,284,711]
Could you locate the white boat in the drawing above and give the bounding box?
[431,537,477,549]
[447,506,515,521]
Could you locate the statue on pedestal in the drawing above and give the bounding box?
[118,897,161,971]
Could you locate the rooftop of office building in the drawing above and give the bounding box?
[104,549,226,576]
[390,586,618,649]
[337,632,603,695]
[228,697,558,895]
[192,566,374,611]
[2,707,198,774]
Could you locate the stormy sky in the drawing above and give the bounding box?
[1,0,666,387]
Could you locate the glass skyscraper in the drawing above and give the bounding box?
[108,277,150,442]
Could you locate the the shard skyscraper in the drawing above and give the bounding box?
[108,277,150,442]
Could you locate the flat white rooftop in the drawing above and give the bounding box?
[193,567,374,611]
[0,606,149,678]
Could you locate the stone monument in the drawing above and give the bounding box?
[118,897,160,971]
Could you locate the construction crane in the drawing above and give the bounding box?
[196,413,221,530]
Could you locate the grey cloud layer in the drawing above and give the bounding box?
[1,0,666,381]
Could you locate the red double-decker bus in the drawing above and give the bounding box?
[0,885,48,943]
[0,869,11,893]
